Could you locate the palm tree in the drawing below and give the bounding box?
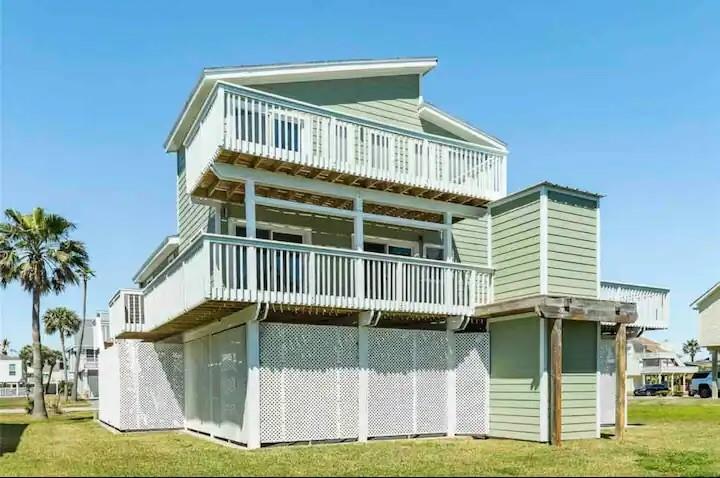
[1,338,9,356]
[72,267,94,401]
[683,339,700,362]
[19,344,32,382]
[43,347,62,393]
[0,208,89,418]
[44,307,80,398]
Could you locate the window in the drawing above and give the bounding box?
[8,364,16,376]
[424,245,444,261]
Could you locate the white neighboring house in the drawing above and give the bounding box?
[629,337,697,391]
[0,355,22,396]
[67,312,109,399]
[598,282,670,425]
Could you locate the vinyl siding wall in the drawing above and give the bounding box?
[698,288,720,347]
[177,149,213,251]
[253,75,459,141]
[453,213,489,267]
[489,315,542,441]
[490,195,541,300]
[559,320,599,439]
[546,191,598,298]
[224,204,443,250]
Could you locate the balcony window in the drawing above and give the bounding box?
[8,364,16,376]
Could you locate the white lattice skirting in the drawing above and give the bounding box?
[99,340,184,431]
[100,323,489,446]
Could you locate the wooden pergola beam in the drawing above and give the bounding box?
[475,295,638,324]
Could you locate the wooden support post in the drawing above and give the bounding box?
[615,323,627,439]
[550,318,562,446]
[245,179,257,296]
[712,348,719,400]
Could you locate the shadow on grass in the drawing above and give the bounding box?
[0,423,28,455]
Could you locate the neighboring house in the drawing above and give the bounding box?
[67,312,109,398]
[691,281,720,398]
[0,356,22,395]
[100,57,663,446]
[630,337,697,391]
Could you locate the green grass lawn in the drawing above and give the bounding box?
[1,398,719,476]
[0,395,90,410]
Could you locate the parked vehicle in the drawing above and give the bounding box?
[689,371,720,398]
[633,383,670,396]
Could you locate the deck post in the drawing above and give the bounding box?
[353,197,365,307]
[358,311,372,442]
[550,318,562,446]
[712,348,719,399]
[446,317,465,438]
[245,316,261,449]
[443,212,453,308]
[615,323,627,439]
[245,179,257,296]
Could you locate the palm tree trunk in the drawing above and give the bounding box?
[72,277,87,401]
[31,288,48,418]
[60,333,69,399]
[45,363,55,393]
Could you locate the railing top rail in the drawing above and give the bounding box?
[185,81,507,156]
[142,232,494,295]
[203,233,494,273]
[600,281,670,295]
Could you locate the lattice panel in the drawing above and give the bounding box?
[368,328,448,437]
[98,343,120,427]
[455,332,490,435]
[259,323,359,443]
[106,340,185,431]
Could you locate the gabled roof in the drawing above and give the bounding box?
[133,235,180,284]
[419,102,507,152]
[165,57,438,152]
[691,281,720,309]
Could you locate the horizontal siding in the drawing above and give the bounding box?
[561,321,598,440]
[453,215,489,267]
[491,197,541,301]
[253,75,425,133]
[489,318,542,442]
[546,192,598,298]
[177,167,211,251]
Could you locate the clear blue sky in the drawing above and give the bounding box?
[1,1,718,357]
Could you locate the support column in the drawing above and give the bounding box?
[245,179,257,295]
[446,317,464,438]
[353,198,365,306]
[550,318,562,446]
[358,311,371,442]
[712,348,719,400]
[615,323,627,439]
[245,317,260,449]
[443,212,453,308]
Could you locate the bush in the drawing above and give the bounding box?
[25,398,33,415]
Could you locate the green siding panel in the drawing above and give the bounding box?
[489,317,542,441]
[253,75,425,133]
[560,321,598,440]
[177,151,212,251]
[453,214,489,267]
[546,192,598,298]
[491,196,541,301]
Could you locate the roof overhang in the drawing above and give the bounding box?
[418,102,507,152]
[165,57,438,152]
[691,281,720,309]
[489,181,604,210]
[133,235,180,284]
[475,294,637,324]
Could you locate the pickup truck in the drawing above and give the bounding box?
[689,371,720,398]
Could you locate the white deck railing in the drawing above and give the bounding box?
[600,281,669,329]
[108,289,146,338]
[184,83,507,203]
[137,234,493,334]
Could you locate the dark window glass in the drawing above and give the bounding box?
[273,232,304,244]
[363,242,386,254]
[388,246,412,257]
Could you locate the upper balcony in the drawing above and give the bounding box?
[110,234,494,341]
[183,83,507,210]
[600,281,669,330]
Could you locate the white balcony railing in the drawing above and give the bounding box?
[108,289,145,338]
[600,281,669,329]
[139,234,494,334]
[184,83,507,203]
